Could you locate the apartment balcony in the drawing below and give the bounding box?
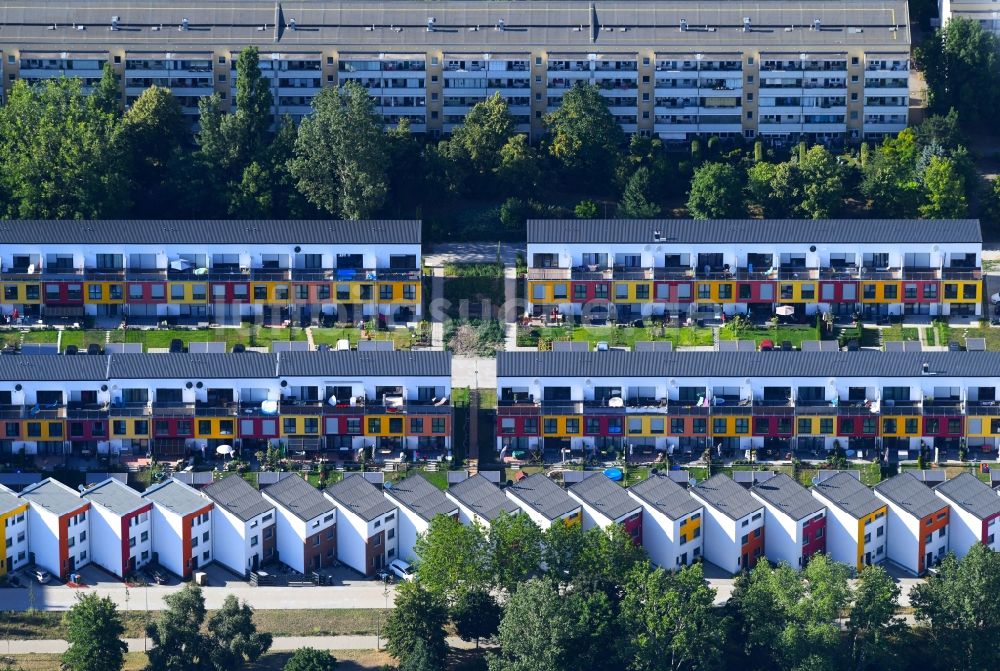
[941,267,981,280]
[864,123,907,134]
[194,402,240,417]
[497,402,542,417]
[151,402,196,416]
[965,402,1000,416]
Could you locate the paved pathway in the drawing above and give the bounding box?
[431,267,444,349]
[0,636,481,655]
[0,580,397,612]
[452,356,496,390]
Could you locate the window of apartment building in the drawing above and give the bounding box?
[714,418,727,434]
[863,284,876,300]
[819,418,834,434]
[574,284,587,300]
[735,418,749,434]
[255,285,268,300]
[636,284,650,300]
[628,418,643,435]
[616,284,629,299]
[924,283,938,299]
[883,285,897,300]
[367,418,381,434]
[403,284,416,300]
[801,284,815,300]
[410,418,424,433]
[905,418,918,433]
[697,284,710,300]
[692,419,706,434]
[882,418,896,433]
[88,285,102,300]
[862,418,876,434]
[523,418,538,434]
[948,418,961,434]
[543,418,558,434]
[594,284,609,299]
[379,285,393,300]
[718,284,732,300]
[565,418,580,434]
[296,285,310,300]
[798,418,812,435]
[553,284,568,299]
[431,418,446,434]
[670,418,685,434]
[925,418,940,433]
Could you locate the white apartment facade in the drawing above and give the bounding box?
[142,478,214,580]
[690,474,766,574]
[202,476,276,576]
[0,1,911,143]
[627,473,704,569]
[82,478,153,578]
[20,478,91,579]
[812,472,887,571]
[933,472,1000,557]
[875,473,950,576]
[324,475,399,577]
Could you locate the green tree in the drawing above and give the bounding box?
[400,639,445,671]
[61,593,127,671]
[231,47,274,167]
[861,129,921,217]
[544,82,625,192]
[207,594,272,669]
[487,510,543,593]
[619,167,661,218]
[541,520,590,582]
[451,588,503,648]
[913,109,964,151]
[574,199,600,219]
[621,562,724,671]
[797,145,844,218]
[497,134,541,193]
[448,92,516,184]
[413,512,489,603]
[745,161,798,217]
[383,580,449,666]
[687,162,743,219]
[230,161,274,218]
[911,544,1000,671]
[116,86,189,217]
[848,565,904,671]
[283,647,338,671]
[574,524,646,594]
[386,119,429,214]
[917,17,1000,123]
[146,584,214,671]
[920,155,968,218]
[0,79,127,218]
[90,62,121,117]
[488,578,623,671]
[290,82,389,218]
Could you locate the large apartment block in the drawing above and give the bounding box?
[496,351,1000,461]
[526,219,983,321]
[0,220,422,324]
[1,1,910,143]
[0,350,452,461]
[940,0,1000,35]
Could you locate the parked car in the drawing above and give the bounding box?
[34,569,51,584]
[389,559,415,582]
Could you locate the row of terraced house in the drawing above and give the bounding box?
[4,468,997,581]
[0,350,452,460]
[1,0,911,144]
[0,217,983,324]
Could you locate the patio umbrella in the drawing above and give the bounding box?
[776,305,795,316]
[216,444,234,458]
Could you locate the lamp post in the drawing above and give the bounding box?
[376,575,390,650]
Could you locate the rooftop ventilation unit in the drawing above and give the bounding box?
[497,18,506,32]
[427,17,436,32]
[743,17,752,32]
[180,18,189,31]
[111,15,120,31]
[812,18,821,31]
[679,18,688,32]
[288,18,296,31]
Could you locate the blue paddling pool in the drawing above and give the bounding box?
[603,467,624,481]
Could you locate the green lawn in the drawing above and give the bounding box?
[519,324,714,349]
[719,324,823,348]
[879,324,920,343]
[8,325,426,353]
[940,324,1000,350]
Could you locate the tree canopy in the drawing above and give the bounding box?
[61,593,128,671]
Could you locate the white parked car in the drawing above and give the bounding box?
[389,559,415,582]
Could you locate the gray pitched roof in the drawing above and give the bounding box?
[446,474,519,522]
[812,472,884,519]
[628,473,701,520]
[506,473,580,521]
[384,474,458,523]
[0,356,108,381]
[934,473,1000,520]
[0,1,911,51]
[20,478,87,516]
[875,473,949,520]
[143,478,213,516]
[202,475,274,522]
[751,473,823,521]
[0,484,24,515]
[569,473,640,521]
[262,473,335,523]
[82,478,147,516]
[110,353,278,379]
[279,350,451,378]
[325,474,395,522]
[528,219,980,245]
[0,220,420,245]
[691,474,763,520]
[497,351,1000,379]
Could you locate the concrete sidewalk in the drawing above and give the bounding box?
[0,635,479,655]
